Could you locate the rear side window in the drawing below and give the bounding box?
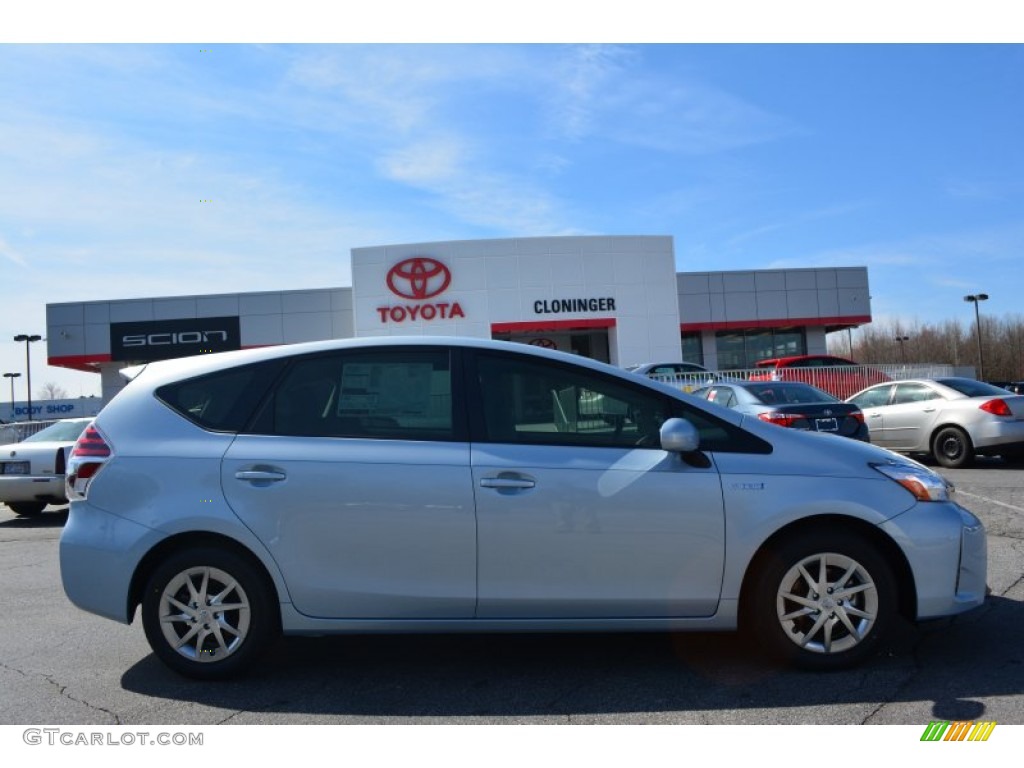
[156,359,285,432]
[250,349,456,441]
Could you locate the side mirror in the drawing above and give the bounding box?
[659,417,700,453]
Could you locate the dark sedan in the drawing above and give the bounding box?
[691,381,870,441]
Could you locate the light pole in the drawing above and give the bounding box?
[964,294,989,381]
[13,334,42,422]
[895,335,909,364]
[3,372,20,416]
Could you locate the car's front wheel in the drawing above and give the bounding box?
[141,547,278,680]
[933,426,974,469]
[746,530,897,670]
[7,502,46,516]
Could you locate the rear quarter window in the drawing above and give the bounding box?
[156,359,286,432]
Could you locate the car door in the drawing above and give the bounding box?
[221,347,477,619]
[848,384,895,445]
[881,382,945,450]
[468,351,726,619]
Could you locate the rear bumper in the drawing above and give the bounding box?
[0,475,67,504]
[972,419,1024,453]
[59,501,162,623]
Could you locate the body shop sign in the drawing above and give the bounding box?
[110,317,241,362]
[377,257,465,323]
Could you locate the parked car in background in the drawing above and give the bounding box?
[750,355,890,399]
[0,418,92,516]
[691,381,869,442]
[625,361,717,392]
[60,337,986,679]
[846,378,1024,468]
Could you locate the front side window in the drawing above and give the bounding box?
[475,353,771,454]
[475,354,670,448]
[252,349,455,441]
[849,385,893,409]
[892,383,940,405]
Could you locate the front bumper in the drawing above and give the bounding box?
[881,501,987,619]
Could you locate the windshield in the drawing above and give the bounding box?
[22,420,90,443]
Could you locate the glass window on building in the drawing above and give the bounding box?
[715,332,747,370]
[714,327,807,369]
[680,332,704,365]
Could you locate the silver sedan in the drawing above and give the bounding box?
[846,378,1024,468]
[0,418,92,516]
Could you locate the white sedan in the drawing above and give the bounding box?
[846,378,1024,468]
[0,418,92,516]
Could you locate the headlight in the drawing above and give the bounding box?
[871,460,953,502]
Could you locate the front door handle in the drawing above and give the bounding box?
[235,469,287,483]
[480,474,536,490]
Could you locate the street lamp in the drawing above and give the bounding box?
[13,334,42,422]
[3,372,20,414]
[964,294,989,381]
[895,335,909,364]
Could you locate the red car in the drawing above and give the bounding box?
[750,355,890,400]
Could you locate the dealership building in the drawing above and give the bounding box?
[45,236,872,403]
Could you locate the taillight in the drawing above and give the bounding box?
[73,425,111,457]
[850,412,865,424]
[758,412,801,427]
[980,399,1012,417]
[66,423,113,501]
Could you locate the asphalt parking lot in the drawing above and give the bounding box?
[1,459,1022,726]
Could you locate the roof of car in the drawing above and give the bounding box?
[755,355,858,367]
[121,336,651,391]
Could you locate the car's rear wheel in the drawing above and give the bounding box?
[933,426,973,469]
[141,547,277,680]
[8,502,46,516]
[747,530,897,670]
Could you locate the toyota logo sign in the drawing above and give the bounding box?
[386,257,451,300]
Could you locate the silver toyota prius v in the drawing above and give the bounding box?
[59,337,987,679]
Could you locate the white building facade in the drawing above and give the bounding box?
[45,236,871,402]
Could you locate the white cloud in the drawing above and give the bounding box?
[0,235,27,267]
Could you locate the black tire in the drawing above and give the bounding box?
[8,502,46,516]
[141,547,278,680]
[746,530,897,670]
[932,426,974,469]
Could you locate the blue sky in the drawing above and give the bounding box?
[2,42,1023,396]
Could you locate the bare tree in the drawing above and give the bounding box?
[37,382,69,400]
[831,314,1024,381]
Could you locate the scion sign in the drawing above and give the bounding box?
[110,317,241,362]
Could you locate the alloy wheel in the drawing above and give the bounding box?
[157,566,252,663]
[775,552,879,654]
